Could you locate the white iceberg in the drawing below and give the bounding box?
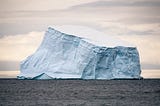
[18,25,141,79]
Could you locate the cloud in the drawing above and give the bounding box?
[0,31,44,71]
[0,61,19,71]
[71,0,160,8]
[0,0,98,11]
[69,0,160,25]
[97,22,160,36]
[114,35,160,68]
[0,0,160,36]
[141,63,160,69]
[0,31,44,61]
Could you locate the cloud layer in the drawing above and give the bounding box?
[0,32,44,61]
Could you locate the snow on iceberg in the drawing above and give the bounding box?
[18,25,141,79]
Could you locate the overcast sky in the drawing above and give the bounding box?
[0,0,160,73]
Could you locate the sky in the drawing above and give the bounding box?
[0,0,160,77]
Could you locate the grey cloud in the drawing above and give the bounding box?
[71,0,160,9]
[0,61,19,71]
[0,10,65,18]
[0,23,48,36]
[118,17,160,25]
[0,0,160,36]
[0,18,96,36]
[126,30,155,35]
[141,63,160,69]
[69,0,160,18]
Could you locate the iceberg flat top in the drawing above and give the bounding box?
[51,25,135,47]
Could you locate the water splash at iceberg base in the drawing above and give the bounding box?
[18,26,141,79]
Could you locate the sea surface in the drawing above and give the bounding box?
[0,70,160,78]
[0,79,159,105]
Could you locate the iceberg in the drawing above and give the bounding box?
[18,25,141,79]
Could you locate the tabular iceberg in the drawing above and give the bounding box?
[18,26,141,79]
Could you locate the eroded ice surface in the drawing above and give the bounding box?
[18,26,141,79]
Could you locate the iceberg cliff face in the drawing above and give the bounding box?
[18,26,141,79]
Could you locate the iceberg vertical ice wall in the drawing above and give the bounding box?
[18,26,141,79]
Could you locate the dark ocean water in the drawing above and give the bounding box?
[0,79,160,106]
